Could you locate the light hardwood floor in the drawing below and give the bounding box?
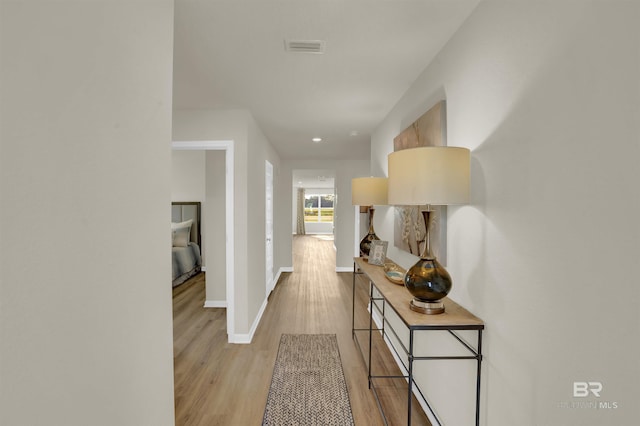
[173,234,430,425]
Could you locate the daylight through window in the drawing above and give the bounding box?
[304,194,334,223]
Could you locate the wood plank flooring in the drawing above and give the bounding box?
[173,234,430,425]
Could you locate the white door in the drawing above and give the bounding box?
[265,160,274,296]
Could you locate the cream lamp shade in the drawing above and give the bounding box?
[387,146,470,314]
[352,176,388,258]
[387,146,470,206]
[352,177,388,206]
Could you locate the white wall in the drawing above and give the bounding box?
[0,2,175,425]
[371,1,639,425]
[204,151,226,302]
[172,150,205,201]
[246,114,282,328]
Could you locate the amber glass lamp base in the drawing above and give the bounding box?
[359,232,380,259]
[360,206,379,259]
[403,246,452,315]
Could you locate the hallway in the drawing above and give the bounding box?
[173,235,428,425]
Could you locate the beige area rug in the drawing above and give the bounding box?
[262,334,355,426]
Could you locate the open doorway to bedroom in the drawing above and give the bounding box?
[171,141,235,340]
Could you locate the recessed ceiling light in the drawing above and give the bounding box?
[312,137,322,143]
[350,130,359,137]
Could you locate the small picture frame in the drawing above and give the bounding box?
[368,240,388,266]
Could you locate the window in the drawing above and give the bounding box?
[304,194,334,223]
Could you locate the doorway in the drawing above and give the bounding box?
[292,169,336,246]
[172,140,236,341]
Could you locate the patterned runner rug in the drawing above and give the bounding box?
[262,334,355,426]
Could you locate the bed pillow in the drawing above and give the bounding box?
[172,219,193,247]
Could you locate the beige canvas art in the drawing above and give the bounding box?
[393,101,445,151]
[392,100,447,264]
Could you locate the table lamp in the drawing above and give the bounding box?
[387,146,470,314]
[352,177,388,258]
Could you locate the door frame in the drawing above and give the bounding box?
[265,160,274,296]
[172,140,236,340]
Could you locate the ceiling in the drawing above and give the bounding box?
[173,0,479,160]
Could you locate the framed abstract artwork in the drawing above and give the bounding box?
[392,100,447,264]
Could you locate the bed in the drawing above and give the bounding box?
[172,202,202,287]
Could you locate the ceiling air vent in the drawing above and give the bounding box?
[284,39,326,54]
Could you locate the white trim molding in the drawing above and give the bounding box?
[232,297,269,344]
[275,266,294,285]
[203,300,227,308]
[231,266,296,343]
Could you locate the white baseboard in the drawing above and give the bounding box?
[335,266,353,272]
[231,296,269,344]
[203,300,226,308]
[228,266,295,344]
[275,266,293,285]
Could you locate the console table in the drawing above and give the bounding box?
[352,257,484,425]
